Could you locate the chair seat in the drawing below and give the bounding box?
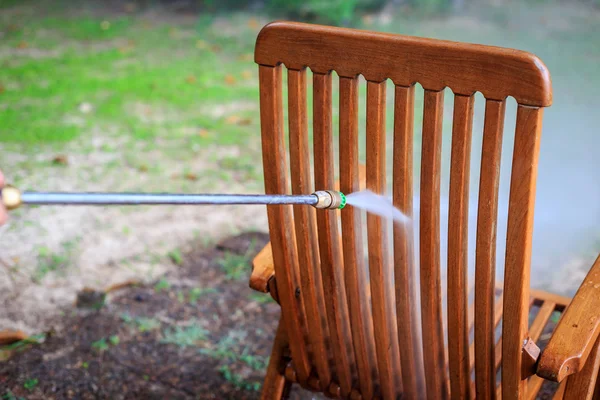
[465,287,571,399]
[284,286,572,399]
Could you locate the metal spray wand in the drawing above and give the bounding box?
[1,186,346,210]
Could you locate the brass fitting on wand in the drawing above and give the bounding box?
[0,186,22,210]
[312,190,346,209]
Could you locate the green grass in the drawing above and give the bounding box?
[121,313,161,332]
[154,277,170,292]
[189,287,218,303]
[0,8,259,150]
[160,324,208,347]
[23,378,38,391]
[33,239,79,282]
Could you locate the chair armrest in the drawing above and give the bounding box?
[537,254,600,382]
[250,242,275,293]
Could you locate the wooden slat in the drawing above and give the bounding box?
[419,88,449,399]
[502,105,545,400]
[447,93,475,400]
[526,377,544,400]
[529,289,571,310]
[530,301,555,342]
[553,381,566,400]
[469,293,504,370]
[259,64,311,383]
[287,68,331,389]
[563,338,600,400]
[339,75,377,399]
[366,80,401,399]
[393,84,423,400]
[313,71,355,397]
[474,98,506,400]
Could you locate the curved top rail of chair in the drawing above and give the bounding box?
[255,21,552,107]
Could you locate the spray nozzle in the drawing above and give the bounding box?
[312,190,345,210]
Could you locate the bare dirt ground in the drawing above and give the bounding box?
[0,232,322,399]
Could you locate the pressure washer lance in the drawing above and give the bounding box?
[0,186,346,211]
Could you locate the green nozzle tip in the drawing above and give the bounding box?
[338,192,346,209]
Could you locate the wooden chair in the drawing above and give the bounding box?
[249,21,600,399]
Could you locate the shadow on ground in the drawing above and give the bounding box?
[0,232,318,399]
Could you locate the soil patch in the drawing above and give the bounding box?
[0,232,317,399]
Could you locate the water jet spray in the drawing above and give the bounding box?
[1,186,346,211]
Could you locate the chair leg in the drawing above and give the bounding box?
[261,321,293,400]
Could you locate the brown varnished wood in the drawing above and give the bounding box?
[530,301,556,342]
[261,322,292,400]
[366,80,402,399]
[469,293,504,371]
[393,84,423,400]
[563,338,600,400]
[447,93,475,400]
[420,89,449,399]
[553,381,566,400]
[502,105,545,400]
[339,75,378,400]
[259,64,311,384]
[287,68,332,389]
[255,21,552,106]
[524,302,557,400]
[538,254,600,382]
[475,98,506,400]
[251,241,275,293]
[313,71,356,397]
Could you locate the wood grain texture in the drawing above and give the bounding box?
[563,338,600,400]
[538,254,600,382]
[475,99,506,400]
[469,293,504,371]
[259,65,311,384]
[255,21,552,106]
[313,71,356,397]
[365,80,402,400]
[251,241,275,293]
[261,322,292,400]
[447,93,475,400]
[529,301,556,342]
[339,76,378,400]
[553,381,566,400]
[287,68,332,389]
[502,105,545,400]
[393,84,424,400]
[420,89,450,400]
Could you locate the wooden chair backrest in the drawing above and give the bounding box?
[255,21,552,399]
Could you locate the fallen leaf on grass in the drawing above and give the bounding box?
[198,129,210,138]
[248,18,260,29]
[184,172,198,181]
[186,75,197,84]
[225,115,240,124]
[237,118,252,126]
[238,53,253,62]
[224,74,236,85]
[52,155,69,165]
[16,41,28,49]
